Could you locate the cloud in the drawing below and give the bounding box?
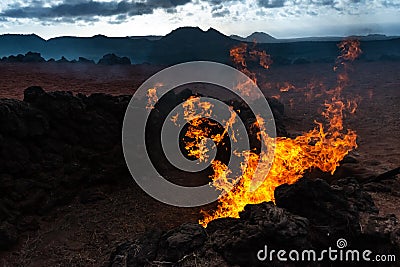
[202,0,242,4]
[257,0,286,8]
[212,9,230,17]
[253,0,400,19]
[0,0,399,26]
[256,0,400,11]
[207,1,238,17]
[0,0,192,21]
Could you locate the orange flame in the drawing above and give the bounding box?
[181,96,238,163]
[230,43,272,84]
[198,40,361,227]
[146,88,158,110]
[249,50,273,70]
[279,82,295,92]
[145,40,362,228]
[145,83,163,110]
[230,43,248,69]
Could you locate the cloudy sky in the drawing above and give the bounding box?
[0,0,399,39]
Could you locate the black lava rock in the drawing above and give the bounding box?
[98,54,131,65]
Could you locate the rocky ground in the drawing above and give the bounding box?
[0,61,399,266]
[110,178,400,266]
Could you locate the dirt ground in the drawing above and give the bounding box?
[0,61,399,266]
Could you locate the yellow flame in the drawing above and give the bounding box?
[199,40,361,227]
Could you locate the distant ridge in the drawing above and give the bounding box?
[231,32,278,43]
[231,32,400,43]
[0,27,399,64]
[129,35,162,41]
[162,27,232,43]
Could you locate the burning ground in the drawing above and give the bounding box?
[0,41,399,266]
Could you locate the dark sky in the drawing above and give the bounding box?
[0,0,399,38]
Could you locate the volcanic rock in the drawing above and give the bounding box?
[0,87,131,250]
[56,56,70,63]
[109,178,399,266]
[109,224,206,266]
[205,202,310,266]
[363,215,400,244]
[0,86,287,251]
[98,53,131,65]
[0,52,46,63]
[78,57,95,64]
[109,203,309,267]
[0,222,18,250]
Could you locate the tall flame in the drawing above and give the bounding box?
[145,83,163,110]
[230,43,272,84]
[144,40,362,228]
[182,96,238,163]
[198,40,361,226]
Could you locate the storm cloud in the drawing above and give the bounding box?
[257,0,286,8]
[0,0,399,22]
[0,0,192,20]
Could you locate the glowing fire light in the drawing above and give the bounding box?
[145,40,362,228]
[145,83,164,110]
[197,40,362,227]
[181,96,238,163]
[230,43,272,84]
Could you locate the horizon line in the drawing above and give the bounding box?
[0,26,399,41]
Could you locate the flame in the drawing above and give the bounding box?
[145,83,163,110]
[304,80,325,102]
[181,96,238,163]
[146,88,158,110]
[279,82,295,92]
[144,40,362,228]
[249,50,273,70]
[230,43,248,69]
[336,39,362,65]
[170,113,180,126]
[230,43,272,84]
[198,40,361,227]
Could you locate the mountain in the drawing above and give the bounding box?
[162,27,232,44]
[231,32,400,43]
[279,34,399,43]
[129,35,162,41]
[148,27,235,64]
[0,34,46,56]
[231,32,278,43]
[0,27,399,65]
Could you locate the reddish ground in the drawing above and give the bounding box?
[0,63,164,99]
[0,61,399,266]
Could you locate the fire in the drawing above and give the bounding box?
[144,40,362,228]
[230,43,247,69]
[279,82,295,92]
[230,43,272,84]
[145,83,163,110]
[249,50,273,70]
[181,96,238,163]
[198,40,361,227]
[336,39,362,66]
